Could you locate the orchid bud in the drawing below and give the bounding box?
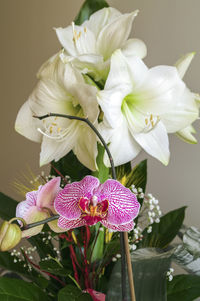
[0,220,22,252]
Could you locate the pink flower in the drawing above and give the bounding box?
[16,177,65,237]
[54,176,140,231]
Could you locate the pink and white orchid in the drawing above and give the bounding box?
[16,177,65,237]
[54,176,140,231]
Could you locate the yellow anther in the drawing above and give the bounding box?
[49,126,53,134]
[84,27,87,33]
[150,114,153,122]
[57,127,61,133]
[77,31,81,39]
[145,118,148,125]
[52,123,57,126]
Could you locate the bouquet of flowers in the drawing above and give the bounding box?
[0,0,200,300]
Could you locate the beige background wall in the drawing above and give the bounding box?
[0,0,200,228]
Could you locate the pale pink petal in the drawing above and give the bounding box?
[58,216,86,230]
[97,180,140,225]
[21,206,48,237]
[16,190,38,223]
[54,176,100,220]
[101,220,134,232]
[37,177,61,208]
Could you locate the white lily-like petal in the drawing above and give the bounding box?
[96,10,139,60]
[161,87,199,133]
[99,117,141,167]
[39,123,78,166]
[97,86,130,128]
[175,52,195,79]
[133,121,170,165]
[55,7,146,80]
[122,38,147,59]
[15,100,42,143]
[98,50,198,166]
[74,124,98,171]
[15,53,99,170]
[83,7,121,37]
[176,125,197,144]
[105,49,148,89]
[56,24,96,57]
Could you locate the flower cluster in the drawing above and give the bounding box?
[16,175,140,237]
[15,7,199,170]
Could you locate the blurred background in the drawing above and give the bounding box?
[0,0,200,228]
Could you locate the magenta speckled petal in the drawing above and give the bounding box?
[37,177,61,208]
[97,179,140,225]
[58,216,87,229]
[101,220,134,231]
[54,176,100,220]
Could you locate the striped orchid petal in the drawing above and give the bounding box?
[55,176,140,232]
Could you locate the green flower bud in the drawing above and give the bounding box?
[0,220,22,252]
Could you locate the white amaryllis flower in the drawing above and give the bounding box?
[97,50,199,167]
[15,53,99,170]
[56,7,147,81]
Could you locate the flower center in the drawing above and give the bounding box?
[122,94,160,133]
[78,196,109,225]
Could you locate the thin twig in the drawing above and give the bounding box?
[21,215,59,231]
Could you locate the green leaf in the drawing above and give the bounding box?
[50,151,90,182]
[74,0,109,25]
[92,143,109,183]
[126,160,147,192]
[173,226,200,275]
[0,192,17,220]
[28,233,55,259]
[0,277,50,301]
[167,275,200,301]
[0,252,33,280]
[58,285,92,301]
[90,225,104,262]
[139,207,186,249]
[39,259,70,277]
[107,248,172,301]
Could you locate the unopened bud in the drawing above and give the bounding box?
[0,220,22,252]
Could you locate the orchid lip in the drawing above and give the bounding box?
[78,197,109,221]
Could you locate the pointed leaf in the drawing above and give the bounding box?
[139,207,186,249]
[39,259,70,277]
[0,277,50,301]
[92,143,109,183]
[58,285,92,301]
[125,160,147,192]
[167,275,200,301]
[91,226,104,263]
